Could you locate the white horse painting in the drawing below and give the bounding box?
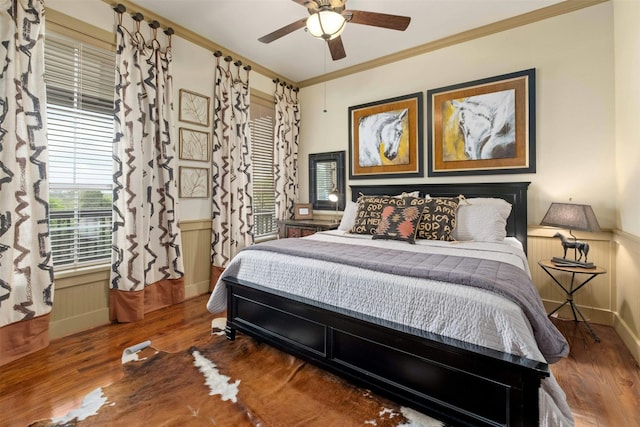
[451,89,515,160]
[358,109,408,167]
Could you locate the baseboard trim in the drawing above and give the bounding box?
[613,314,640,365]
[185,280,210,299]
[50,308,110,340]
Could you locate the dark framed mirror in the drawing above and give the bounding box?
[309,151,345,211]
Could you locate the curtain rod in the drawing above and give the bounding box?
[113,3,174,38]
[273,78,299,92]
[213,50,252,72]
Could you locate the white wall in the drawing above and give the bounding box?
[299,2,617,230]
[46,0,273,222]
[614,0,640,236]
[612,0,640,363]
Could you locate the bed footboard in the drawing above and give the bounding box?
[224,276,548,427]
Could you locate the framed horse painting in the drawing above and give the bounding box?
[348,92,423,179]
[427,68,536,177]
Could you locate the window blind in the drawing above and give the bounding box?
[44,33,115,268]
[316,162,336,200]
[249,98,276,240]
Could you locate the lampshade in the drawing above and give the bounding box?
[306,10,346,41]
[540,203,600,232]
[328,189,339,202]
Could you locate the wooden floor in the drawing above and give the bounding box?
[1,294,639,427]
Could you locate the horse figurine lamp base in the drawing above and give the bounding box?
[551,232,595,269]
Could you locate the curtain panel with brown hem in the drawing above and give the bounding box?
[110,14,184,322]
[0,0,54,366]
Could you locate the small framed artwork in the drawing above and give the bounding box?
[179,166,209,198]
[348,92,423,179]
[427,68,536,176]
[179,128,210,162]
[294,203,313,220]
[179,89,210,127]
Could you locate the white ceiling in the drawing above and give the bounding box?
[131,0,566,84]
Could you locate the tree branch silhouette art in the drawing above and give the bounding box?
[179,167,209,198]
[179,89,210,126]
[179,128,210,161]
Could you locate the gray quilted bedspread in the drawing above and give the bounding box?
[242,238,569,363]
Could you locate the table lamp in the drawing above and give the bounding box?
[328,188,340,223]
[540,202,600,268]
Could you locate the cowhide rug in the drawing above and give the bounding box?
[30,319,447,427]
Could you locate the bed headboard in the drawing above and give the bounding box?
[350,182,530,254]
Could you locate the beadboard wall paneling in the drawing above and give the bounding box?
[49,220,212,340]
[528,227,614,326]
[613,230,640,363]
[179,219,212,298]
[50,267,110,338]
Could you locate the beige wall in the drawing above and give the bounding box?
[612,0,640,363]
[299,2,616,228]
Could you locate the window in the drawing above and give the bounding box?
[44,33,115,268]
[249,96,277,240]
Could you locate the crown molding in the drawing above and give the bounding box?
[101,0,292,84]
[297,0,609,87]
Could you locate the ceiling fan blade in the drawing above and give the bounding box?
[258,17,308,43]
[346,10,411,31]
[328,37,346,60]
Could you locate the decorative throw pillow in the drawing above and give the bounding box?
[372,205,423,244]
[408,196,461,241]
[350,195,406,235]
[453,197,512,242]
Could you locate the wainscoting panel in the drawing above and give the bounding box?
[528,227,614,326]
[613,230,640,363]
[50,220,213,339]
[51,267,110,338]
[179,219,212,298]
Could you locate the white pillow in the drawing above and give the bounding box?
[395,191,420,198]
[338,200,358,231]
[453,198,512,242]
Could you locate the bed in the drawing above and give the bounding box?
[207,182,573,427]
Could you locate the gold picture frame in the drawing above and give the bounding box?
[179,89,210,127]
[294,203,313,220]
[348,92,423,179]
[427,68,536,176]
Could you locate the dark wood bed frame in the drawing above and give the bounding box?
[223,182,547,426]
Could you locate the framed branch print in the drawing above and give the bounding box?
[179,89,210,127]
[348,92,423,179]
[427,68,536,176]
[179,166,209,198]
[179,127,210,162]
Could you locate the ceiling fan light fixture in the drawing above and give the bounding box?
[306,9,346,41]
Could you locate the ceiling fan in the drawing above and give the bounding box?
[258,0,411,61]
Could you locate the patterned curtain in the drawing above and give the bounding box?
[110,14,184,322]
[0,0,53,366]
[274,82,300,221]
[210,55,253,287]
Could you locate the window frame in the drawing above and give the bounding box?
[45,31,116,270]
[249,91,278,242]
